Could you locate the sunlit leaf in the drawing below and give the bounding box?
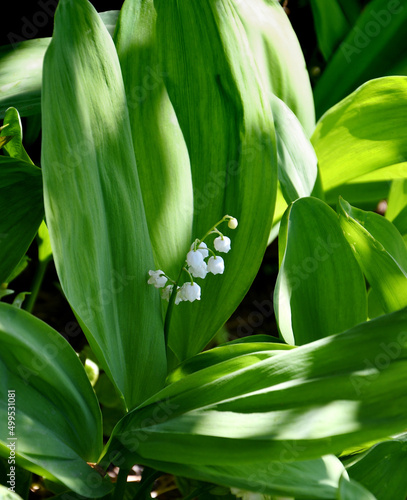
[274,197,367,345]
[338,197,407,314]
[154,0,277,362]
[105,307,407,489]
[41,0,166,409]
[312,77,407,195]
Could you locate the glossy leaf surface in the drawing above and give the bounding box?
[0,12,119,118]
[346,437,407,500]
[338,198,407,314]
[106,308,407,472]
[312,77,407,195]
[232,0,315,136]
[0,304,111,497]
[270,94,318,204]
[154,0,277,361]
[41,0,166,409]
[0,158,43,285]
[114,0,193,280]
[274,197,367,345]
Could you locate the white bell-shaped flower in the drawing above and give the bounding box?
[207,255,224,275]
[214,235,231,253]
[181,282,201,302]
[230,488,265,500]
[189,261,208,279]
[175,286,185,305]
[147,270,167,288]
[186,249,204,267]
[161,285,173,301]
[192,241,209,258]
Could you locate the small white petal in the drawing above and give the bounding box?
[214,235,231,253]
[186,249,204,267]
[207,255,224,275]
[182,282,201,302]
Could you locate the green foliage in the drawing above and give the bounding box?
[0,304,111,497]
[1,0,407,498]
[275,197,367,345]
[41,0,167,410]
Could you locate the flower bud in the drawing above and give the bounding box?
[228,217,238,229]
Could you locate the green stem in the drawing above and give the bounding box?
[24,258,50,313]
[163,268,183,345]
[113,467,130,500]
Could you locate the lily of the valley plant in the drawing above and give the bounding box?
[1,0,407,499]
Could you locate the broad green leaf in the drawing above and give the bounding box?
[0,486,23,500]
[0,303,112,497]
[114,0,193,280]
[336,0,361,23]
[106,307,407,471]
[270,94,318,204]
[0,124,12,149]
[338,198,407,314]
[311,77,407,194]
[0,12,119,118]
[325,181,390,213]
[155,0,277,361]
[167,341,294,384]
[5,256,29,286]
[338,474,377,500]
[231,0,315,136]
[124,455,346,499]
[310,0,355,61]
[274,197,367,345]
[367,288,386,320]
[99,10,120,34]
[386,179,407,222]
[385,180,407,238]
[0,458,31,499]
[392,207,407,239]
[1,108,32,164]
[41,0,166,409]
[346,437,407,500]
[314,0,407,117]
[0,158,43,285]
[0,38,49,118]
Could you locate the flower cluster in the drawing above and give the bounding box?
[147,215,238,304]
